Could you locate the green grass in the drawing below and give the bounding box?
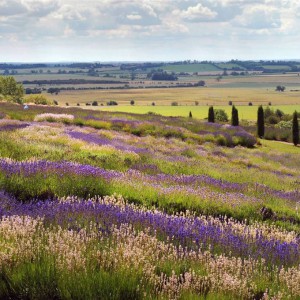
[260,139,300,154]
[98,105,300,121]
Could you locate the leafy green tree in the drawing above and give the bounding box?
[208,106,214,123]
[231,105,239,126]
[0,76,24,104]
[292,111,299,146]
[257,105,265,138]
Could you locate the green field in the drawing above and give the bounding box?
[92,104,300,121]
[262,65,291,70]
[162,63,220,73]
[215,63,245,70]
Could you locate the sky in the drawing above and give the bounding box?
[0,0,299,62]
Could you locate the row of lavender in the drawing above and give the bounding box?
[0,158,298,202]
[0,191,298,268]
[0,194,299,299]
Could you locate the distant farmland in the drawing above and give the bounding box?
[46,87,300,108]
[162,63,220,73]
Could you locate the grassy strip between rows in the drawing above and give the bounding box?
[0,171,299,230]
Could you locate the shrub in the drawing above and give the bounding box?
[215,109,228,122]
[248,102,253,106]
[130,100,135,105]
[77,103,80,106]
[279,131,290,142]
[65,103,69,106]
[282,114,293,121]
[275,120,292,129]
[275,109,284,119]
[53,100,58,105]
[107,100,118,106]
[276,85,285,92]
[232,132,256,148]
[171,102,178,106]
[25,95,53,106]
[215,135,227,146]
[228,101,233,106]
[264,128,277,140]
[34,113,74,123]
[92,101,98,106]
[264,106,274,119]
[195,101,199,106]
[152,102,155,106]
[266,115,280,125]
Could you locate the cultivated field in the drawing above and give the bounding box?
[0,102,299,299]
[45,87,300,120]
[98,105,300,121]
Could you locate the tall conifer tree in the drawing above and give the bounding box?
[257,105,264,138]
[208,106,215,123]
[231,105,239,126]
[292,111,299,146]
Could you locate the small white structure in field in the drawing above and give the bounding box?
[24,105,29,110]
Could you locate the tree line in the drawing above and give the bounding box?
[207,105,299,146]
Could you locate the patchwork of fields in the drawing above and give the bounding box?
[46,86,300,107]
[0,102,299,299]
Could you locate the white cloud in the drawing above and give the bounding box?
[0,0,299,61]
[126,14,142,20]
[173,3,217,22]
[0,0,27,16]
[234,5,281,29]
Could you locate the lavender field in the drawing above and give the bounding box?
[0,102,299,299]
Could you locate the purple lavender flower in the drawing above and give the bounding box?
[0,192,298,268]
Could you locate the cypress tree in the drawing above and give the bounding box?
[257,105,264,138]
[292,111,299,146]
[231,105,239,126]
[208,106,215,123]
[189,111,192,118]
